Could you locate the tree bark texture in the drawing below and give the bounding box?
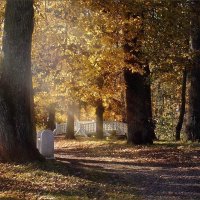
[124,69,153,145]
[66,103,75,139]
[46,103,56,131]
[124,13,154,145]
[144,65,157,140]
[186,1,200,141]
[96,99,104,139]
[176,66,187,141]
[0,0,43,162]
[95,75,105,139]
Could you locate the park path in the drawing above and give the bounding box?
[54,138,200,200]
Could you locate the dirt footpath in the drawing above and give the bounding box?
[55,138,200,200]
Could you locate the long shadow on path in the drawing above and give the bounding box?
[40,142,200,200]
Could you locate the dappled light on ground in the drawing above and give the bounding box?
[0,137,200,199]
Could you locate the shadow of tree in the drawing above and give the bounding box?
[2,140,199,200]
[0,176,87,199]
[43,141,200,200]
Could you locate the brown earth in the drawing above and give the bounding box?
[55,137,200,200]
[0,137,200,200]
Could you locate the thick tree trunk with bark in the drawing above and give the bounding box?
[0,0,43,162]
[176,66,187,141]
[124,69,153,145]
[96,99,104,139]
[186,1,200,141]
[46,103,56,131]
[124,13,154,145]
[66,103,75,139]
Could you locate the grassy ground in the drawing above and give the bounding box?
[0,137,200,200]
[0,161,137,200]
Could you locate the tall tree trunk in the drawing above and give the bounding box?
[186,1,200,141]
[46,103,56,131]
[66,103,75,139]
[75,101,81,121]
[124,69,153,145]
[0,0,43,162]
[96,99,104,139]
[124,12,153,145]
[144,65,157,140]
[121,90,127,123]
[95,75,104,139]
[176,66,187,141]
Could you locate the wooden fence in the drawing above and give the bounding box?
[55,121,127,137]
